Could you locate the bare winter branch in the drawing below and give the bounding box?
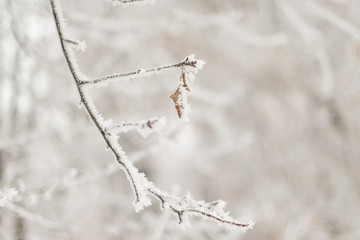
[79,57,203,86]
[49,0,252,229]
[112,0,145,3]
[50,0,149,210]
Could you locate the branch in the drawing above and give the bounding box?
[64,38,87,51]
[0,188,17,207]
[148,187,255,229]
[105,117,166,138]
[110,0,155,5]
[50,0,150,211]
[49,0,253,229]
[112,0,145,3]
[79,56,203,86]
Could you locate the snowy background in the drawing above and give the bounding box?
[1,0,360,239]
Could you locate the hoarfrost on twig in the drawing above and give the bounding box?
[49,0,253,229]
[0,188,18,207]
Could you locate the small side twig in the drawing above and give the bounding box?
[109,0,156,6]
[79,57,200,86]
[112,0,145,3]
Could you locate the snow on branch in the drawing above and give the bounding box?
[110,0,155,6]
[50,0,150,211]
[79,55,204,86]
[64,39,87,51]
[0,188,18,207]
[105,117,166,138]
[49,0,253,230]
[148,186,255,229]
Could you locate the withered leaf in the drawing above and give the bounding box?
[170,72,190,120]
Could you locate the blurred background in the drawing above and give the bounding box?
[1,0,360,239]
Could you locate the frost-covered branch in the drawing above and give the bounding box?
[112,0,145,3]
[49,0,252,229]
[79,56,204,86]
[148,187,254,229]
[0,188,17,207]
[64,38,87,51]
[105,117,166,138]
[50,0,150,211]
[110,0,155,6]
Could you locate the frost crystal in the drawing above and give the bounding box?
[106,117,166,138]
[76,40,87,51]
[136,117,167,138]
[148,186,254,230]
[183,54,206,74]
[0,188,18,207]
[110,0,156,7]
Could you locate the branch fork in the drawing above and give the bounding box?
[49,0,253,230]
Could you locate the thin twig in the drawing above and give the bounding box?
[49,0,253,229]
[79,58,197,85]
[50,0,143,206]
[112,0,145,3]
[64,39,79,45]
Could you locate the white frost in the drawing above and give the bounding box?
[0,188,18,207]
[107,117,166,138]
[75,40,87,51]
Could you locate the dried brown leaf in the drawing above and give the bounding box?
[170,72,190,119]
